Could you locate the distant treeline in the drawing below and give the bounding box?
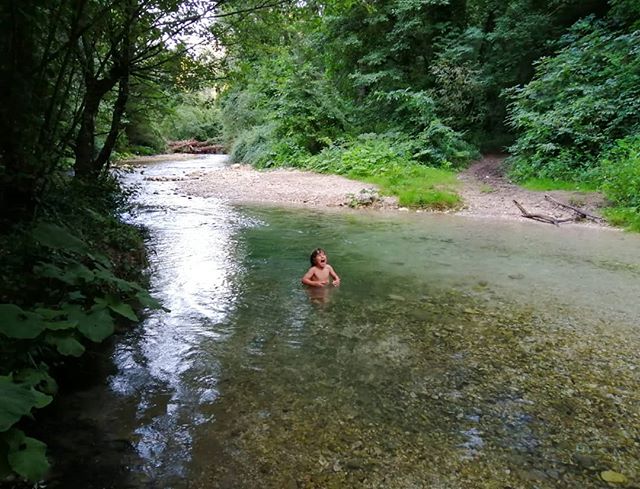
[213,0,639,227]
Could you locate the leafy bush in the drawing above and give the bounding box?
[599,135,640,208]
[506,18,640,181]
[602,207,640,232]
[598,134,640,230]
[228,122,279,167]
[299,136,461,209]
[220,48,352,165]
[430,27,488,135]
[361,90,477,167]
[159,91,222,142]
[0,175,159,482]
[123,115,166,153]
[410,122,478,168]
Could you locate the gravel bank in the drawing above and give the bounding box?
[179,163,398,209]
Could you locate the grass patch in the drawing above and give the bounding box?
[363,165,460,209]
[298,138,462,210]
[521,178,598,192]
[602,207,640,232]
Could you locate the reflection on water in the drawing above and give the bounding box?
[57,155,640,488]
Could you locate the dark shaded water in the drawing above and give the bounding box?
[46,156,640,488]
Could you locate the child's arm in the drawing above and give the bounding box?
[328,265,341,287]
[301,267,328,287]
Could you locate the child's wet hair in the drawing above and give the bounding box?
[310,248,326,266]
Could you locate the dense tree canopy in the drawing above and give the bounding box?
[0,0,223,221]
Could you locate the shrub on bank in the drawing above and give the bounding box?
[506,19,640,182]
[599,134,640,230]
[0,175,159,483]
[296,135,462,209]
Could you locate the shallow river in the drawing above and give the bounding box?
[49,155,640,488]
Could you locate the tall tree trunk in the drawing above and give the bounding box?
[74,76,117,179]
[95,73,130,171]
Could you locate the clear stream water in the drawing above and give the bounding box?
[46,155,640,488]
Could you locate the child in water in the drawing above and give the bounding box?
[301,248,341,288]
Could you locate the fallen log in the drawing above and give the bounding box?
[167,139,224,154]
[543,194,605,223]
[513,200,575,226]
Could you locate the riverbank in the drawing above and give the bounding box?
[126,154,609,228]
[180,163,398,209]
[456,155,608,228]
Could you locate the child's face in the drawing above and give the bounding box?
[314,252,327,268]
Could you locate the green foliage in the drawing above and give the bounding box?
[228,123,280,168]
[597,134,640,230]
[298,136,461,209]
[602,207,640,232]
[220,46,352,166]
[0,174,161,482]
[0,0,223,215]
[599,135,640,208]
[609,0,640,29]
[507,18,640,181]
[0,217,158,480]
[0,376,52,432]
[1,428,50,481]
[158,91,223,142]
[521,178,598,192]
[429,27,488,135]
[122,86,167,154]
[299,136,411,175]
[0,375,52,480]
[316,0,603,149]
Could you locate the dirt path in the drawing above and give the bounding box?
[455,155,608,227]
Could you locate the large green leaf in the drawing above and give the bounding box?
[86,251,112,268]
[93,268,134,291]
[45,334,85,357]
[136,290,163,310]
[0,377,52,432]
[64,263,95,283]
[3,428,49,481]
[92,294,139,322]
[64,305,114,342]
[34,307,79,331]
[108,302,139,322]
[34,263,69,282]
[13,369,58,396]
[44,320,79,331]
[68,290,86,301]
[34,307,64,320]
[0,304,45,339]
[95,295,138,321]
[35,262,94,285]
[31,222,87,254]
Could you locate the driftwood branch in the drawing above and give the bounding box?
[544,194,605,222]
[513,200,576,226]
[167,139,224,154]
